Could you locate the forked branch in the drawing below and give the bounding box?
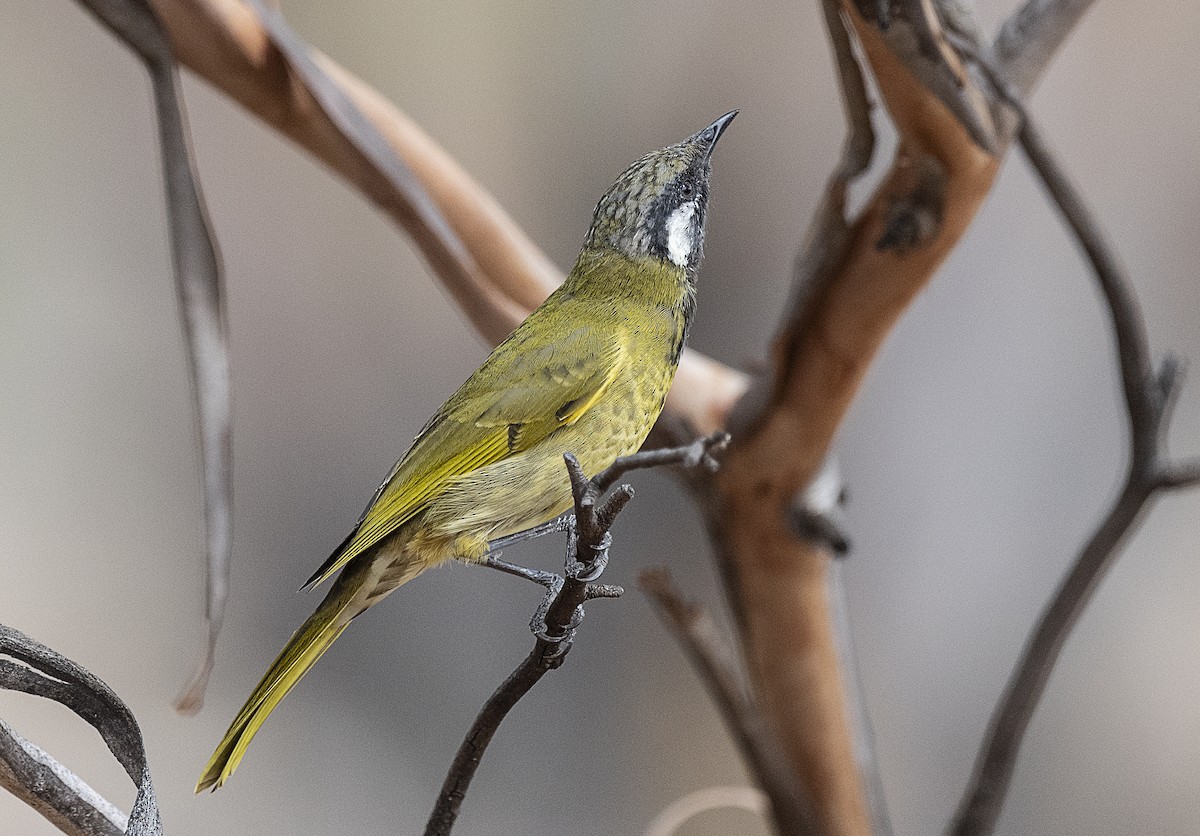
[946,46,1200,835]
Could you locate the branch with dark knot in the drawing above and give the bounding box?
[423,432,730,836]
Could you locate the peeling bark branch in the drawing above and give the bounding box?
[73,0,231,715]
[0,720,128,836]
[713,3,1002,831]
[704,0,1108,830]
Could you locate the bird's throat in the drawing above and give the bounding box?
[565,246,696,314]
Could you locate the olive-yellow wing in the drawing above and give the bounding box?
[304,324,625,588]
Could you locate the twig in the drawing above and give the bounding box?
[424,435,729,836]
[0,624,163,835]
[0,721,127,836]
[591,432,730,494]
[826,561,892,836]
[992,0,1098,99]
[644,786,769,836]
[640,569,818,836]
[73,0,232,715]
[946,46,1200,836]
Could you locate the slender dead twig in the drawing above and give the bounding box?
[946,46,1200,836]
[0,721,127,836]
[991,0,1098,99]
[72,0,231,715]
[644,786,770,836]
[424,434,729,836]
[640,569,818,836]
[0,623,163,836]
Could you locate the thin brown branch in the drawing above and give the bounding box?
[425,439,725,835]
[947,47,1200,836]
[144,0,747,435]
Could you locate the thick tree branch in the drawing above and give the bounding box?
[424,435,728,836]
[640,569,817,836]
[713,2,1008,831]
[709,0,1109,830]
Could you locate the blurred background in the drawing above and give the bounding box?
[3,1,1199,833]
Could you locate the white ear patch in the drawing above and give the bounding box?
[665,201,697,267]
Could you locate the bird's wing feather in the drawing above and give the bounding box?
[304,324,625,588]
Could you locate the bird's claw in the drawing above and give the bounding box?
[568,531,611,582]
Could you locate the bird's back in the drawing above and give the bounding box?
[418,264,691,552]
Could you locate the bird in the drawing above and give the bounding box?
[196,110,736,792]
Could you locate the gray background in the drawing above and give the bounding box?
[2,1,1198,834]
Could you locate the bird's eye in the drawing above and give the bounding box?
[680,183,693,197]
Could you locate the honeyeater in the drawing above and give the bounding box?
[196,110,736,791]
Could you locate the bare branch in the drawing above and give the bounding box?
[946,47,1200,836]
[0,624,163,835]
[993,0,1097,99]
[950,482,1156,835]
[640,569,818,836]
[592,432,730,494]
[425,439,726,835]
[826,563,893,836]
[712,2,1008,829]
[73,0,232,715]
[1004,97,1156,450]
[0,721,127,836]
[1158,460,1200,490]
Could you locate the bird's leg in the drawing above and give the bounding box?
[481,554,557,588]
[487,514,572,551]
[480,514,573,588]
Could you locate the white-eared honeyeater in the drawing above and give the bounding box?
[197,110,736,791]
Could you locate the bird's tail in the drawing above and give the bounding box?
[195,578,359,793]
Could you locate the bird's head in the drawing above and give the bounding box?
[585,111,737,275]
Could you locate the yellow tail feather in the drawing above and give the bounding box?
[196,589,353,792]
